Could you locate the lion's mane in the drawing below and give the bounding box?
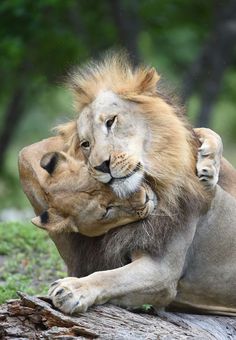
[56,52,213,275]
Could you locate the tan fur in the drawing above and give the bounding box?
[31,150,155,236]
[47,54,236,315]
[18,54,236,315]
[19,128,236,315]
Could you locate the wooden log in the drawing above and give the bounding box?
[0,292,235,339]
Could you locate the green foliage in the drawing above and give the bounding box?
[0,0,235,209]
[0,221,66,304]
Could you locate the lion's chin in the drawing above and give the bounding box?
[110,171,144,198]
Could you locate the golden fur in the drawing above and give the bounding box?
[69,51,160,111]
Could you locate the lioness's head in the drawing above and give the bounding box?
[69,52,199,203]
[32,150,156,236]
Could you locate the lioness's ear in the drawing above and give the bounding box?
[40,152,66,175]
[136,67,160,95]
[31,211,50,230]
[31,209,77,233]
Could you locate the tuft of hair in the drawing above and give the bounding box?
[68,50,160,111]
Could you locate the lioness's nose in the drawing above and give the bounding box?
[94,159,110,174]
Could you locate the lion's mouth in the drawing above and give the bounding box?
[108,162,142,185]
[109,170,144,199]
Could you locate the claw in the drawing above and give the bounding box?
[71,299,81,313]
[55,288,65,296]
[48,285,59,296]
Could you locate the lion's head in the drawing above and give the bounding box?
[67,52,208,212]
[31,150,156,236]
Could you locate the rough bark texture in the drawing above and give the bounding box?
[0,292,235,339]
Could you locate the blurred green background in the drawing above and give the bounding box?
[0,0,236,212]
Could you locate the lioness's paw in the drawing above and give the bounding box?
[48,277,98,314]
[195,128,223,189]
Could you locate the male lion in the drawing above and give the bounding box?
[19,127,236,315]
[41,53,236,315]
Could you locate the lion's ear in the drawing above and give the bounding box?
[136,67,160,95]
[31,209,77,233]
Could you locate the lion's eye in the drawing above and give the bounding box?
[80,141,90,149]
[106,116,117,130]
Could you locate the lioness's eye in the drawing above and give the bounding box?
[80,141,90,149]
[106,116,117,129]
[102,206,114,219]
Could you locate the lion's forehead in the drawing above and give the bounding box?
[78,90,138,136]
[92,90,120,110]
[77,108,92,138]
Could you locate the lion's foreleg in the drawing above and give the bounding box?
[49,219,198,314]
[48,253,183,313]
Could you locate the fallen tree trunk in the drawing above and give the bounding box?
[0,292,235,339]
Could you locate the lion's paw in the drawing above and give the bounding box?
[195,128,223,189]
[48,277,98,314]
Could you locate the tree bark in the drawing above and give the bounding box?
[0,292,236,339]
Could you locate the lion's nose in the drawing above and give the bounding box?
[94,159,111,174]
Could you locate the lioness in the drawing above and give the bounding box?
[31,150,156,236]
[43,54,236,315]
